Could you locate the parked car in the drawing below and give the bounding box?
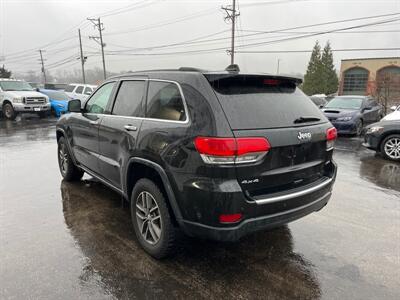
[382,105,400,121]
[363,120,400,161]
[322,95,383,136]
[39,89,73,117]
[310,95,327,108]
[64,83,97,101]
[44,83,69,91]
[56,67,337,258]
[0,79,50,120]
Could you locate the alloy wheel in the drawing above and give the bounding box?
[4,104,12,118]
[58,143,68,175]
[384,137,400,160]
[136,191,162,245]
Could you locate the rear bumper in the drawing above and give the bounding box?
[362,132,380,151]
[182,190,331,241]
[179,161,337,241]
[330,121,357,134]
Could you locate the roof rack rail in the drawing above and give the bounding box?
[178,67,206,72]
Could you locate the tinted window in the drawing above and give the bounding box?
[206,74,324,129]
[325,97,363,109]
[86,82,115,114]
[368,100,378,106]
[75,86,84,94]
[41,90,69,101]
[146,81,186,121]
[64,85,76,92]
[112,81,145,117]
[84,87,92,95]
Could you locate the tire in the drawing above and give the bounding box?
[57,137,84,181]
[380,134,400,162]
[3,103,17,120]
[355,119,363,136]
[131,178,178,259]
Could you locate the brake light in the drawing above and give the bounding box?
[219,213,242,223]
[263,79,280,85]
[194,137,270,164]
[326,127,337,150]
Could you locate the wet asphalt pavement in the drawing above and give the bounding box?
[0,117,399,300]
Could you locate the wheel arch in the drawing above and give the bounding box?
[125,157,184,227]
[56,128,78,165]
[2,99,12,106]
[378,131,400,151]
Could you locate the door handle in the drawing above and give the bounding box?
[89,120,99,125]
[124,125,137,131]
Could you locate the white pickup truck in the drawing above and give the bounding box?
[0,79,50,120]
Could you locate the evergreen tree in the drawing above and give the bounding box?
[320,42,339,95]
[302,41,322,95]
[0,65,12,78]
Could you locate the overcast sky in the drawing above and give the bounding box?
[1,0,399,77]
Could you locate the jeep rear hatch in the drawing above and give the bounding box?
[204,74,335,201]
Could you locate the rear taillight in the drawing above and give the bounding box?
[219,213,242,224]
[326,127,337,150]
[194,137,270,164]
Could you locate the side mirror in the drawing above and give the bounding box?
[319,104,324,108]
[390,106,397,112]
[84,91,92,96]
[68,99,82,113]
[363,106,372,111]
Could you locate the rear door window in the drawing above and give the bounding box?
[112,80,146,117]
[146,81,186,121]
[75,86,84,94]
[205,74,325,129]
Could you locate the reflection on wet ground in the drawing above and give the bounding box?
[1,119,399,299]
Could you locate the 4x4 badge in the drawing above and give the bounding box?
[297,132,312,141]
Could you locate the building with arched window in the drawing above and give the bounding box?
[339,57,400,105]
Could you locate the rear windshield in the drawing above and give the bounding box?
[205,74,326,129]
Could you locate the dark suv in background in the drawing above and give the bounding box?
[56,66,337,258]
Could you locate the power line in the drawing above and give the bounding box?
[102,12,400,55]
[103,8,217,36]
[92,0,163,18]
[235,47,400,53]
[94,16,400,56]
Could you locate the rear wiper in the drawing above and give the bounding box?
[294,116,321,124]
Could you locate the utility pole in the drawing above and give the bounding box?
[88,17,106,79]
[222,0,239,65]
[38,50,47,84]
[78,29,87,84]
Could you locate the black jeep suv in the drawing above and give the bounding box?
[56,66,337,258]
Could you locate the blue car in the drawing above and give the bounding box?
[39,89,73,117]
[322,96,383,136]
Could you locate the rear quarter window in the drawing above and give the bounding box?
[206,75,326,129]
